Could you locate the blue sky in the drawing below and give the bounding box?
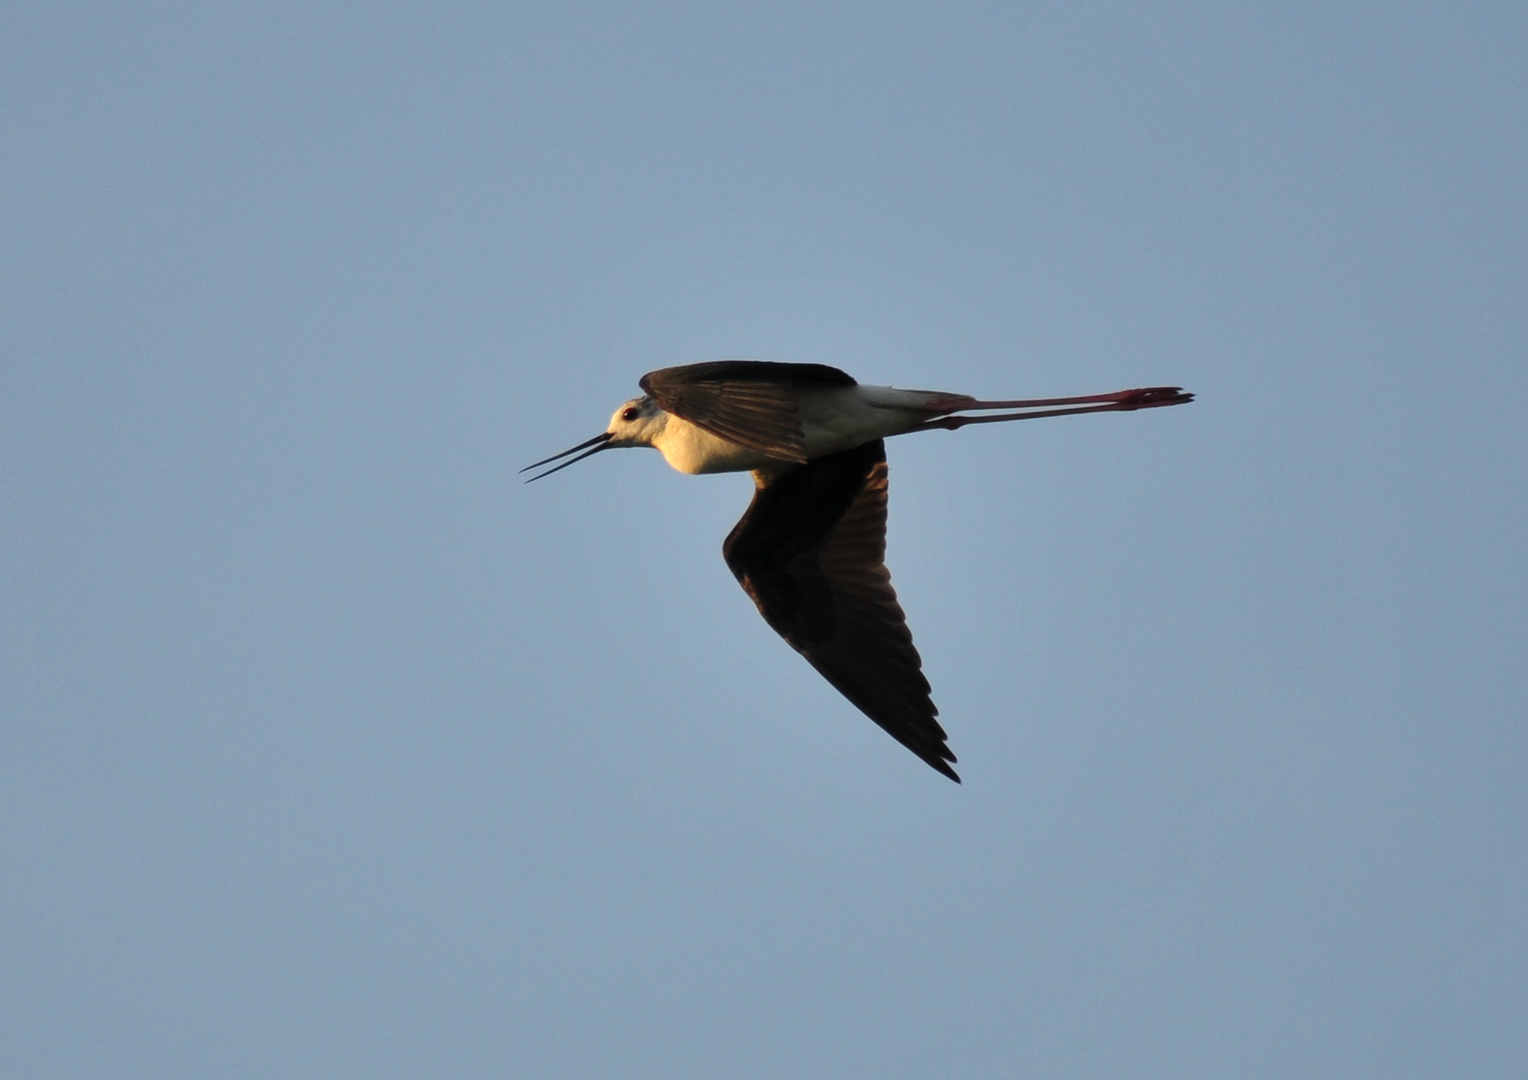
[3,3,1525,1076]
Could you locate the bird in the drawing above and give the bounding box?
[525,361,1193,782]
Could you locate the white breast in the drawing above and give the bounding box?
[651,415,781,474]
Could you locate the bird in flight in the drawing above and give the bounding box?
[526,361,1192,782]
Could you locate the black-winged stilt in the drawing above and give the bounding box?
[526,361,1193,782]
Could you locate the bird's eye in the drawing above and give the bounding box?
[621,406,640,422]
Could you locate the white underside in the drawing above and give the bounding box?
[652,385,970,475]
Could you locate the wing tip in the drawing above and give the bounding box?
[921,745,961,783]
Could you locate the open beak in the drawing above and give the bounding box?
[521,432,613,482]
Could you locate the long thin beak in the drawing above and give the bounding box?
[521,432,613,483]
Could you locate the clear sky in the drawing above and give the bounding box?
[3,3,1525,1077]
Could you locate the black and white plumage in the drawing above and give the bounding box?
[525,361,1192,782]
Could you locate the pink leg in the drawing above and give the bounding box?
[910,387,1193,432]
[961,387,1193,410]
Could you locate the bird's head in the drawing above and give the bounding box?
[521,396,667,482]
[604,396,666,448]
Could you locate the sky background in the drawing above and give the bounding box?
[3,2,1525,1077]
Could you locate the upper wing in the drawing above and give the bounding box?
[640,361,858,464]
[722,438,958,781]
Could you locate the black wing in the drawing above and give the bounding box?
[640,361,858,464]
[722,439,958,781]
